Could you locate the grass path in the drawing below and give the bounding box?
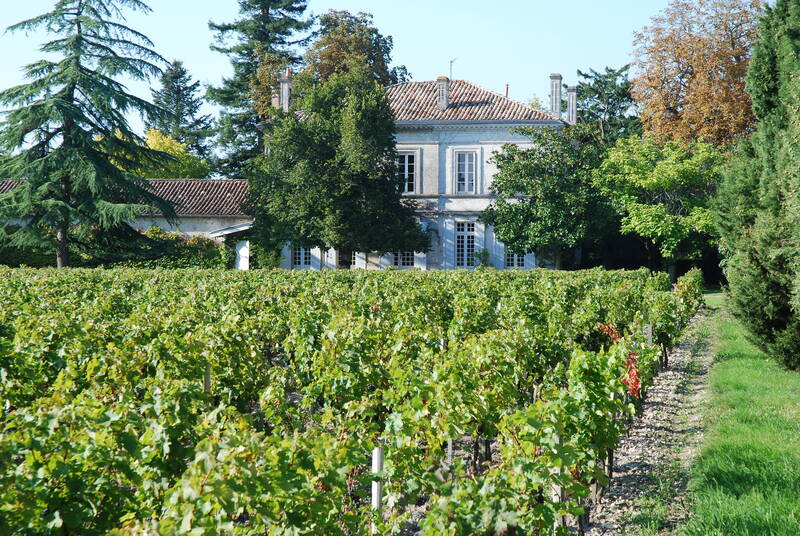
[680,294,800,535]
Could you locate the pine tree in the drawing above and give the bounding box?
[148,60,213,159]
[576,65,641,146]
[208,0,311,178]
[0,0,176,268]
[716,0,800,369]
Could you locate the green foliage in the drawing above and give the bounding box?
[250,62,428,254]
[481,124,610,267]
[137,130,211,178]
[0,0,176,267]
[0,267,701,534]
[576,65,642,146]
[208,0,312,178]
[595,135,722,261]
[304,10,409,86]
[147,60,214,159]
[684,296,800,535]
[715,0,800,369]
[103,227,233,269]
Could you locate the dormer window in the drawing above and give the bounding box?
[397,153,416,193]
[456,151,477,193]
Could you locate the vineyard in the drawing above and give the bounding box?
[0,267,703,535]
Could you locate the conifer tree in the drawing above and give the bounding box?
[208,0,311,177]
[716,0,800,369]
[576,65,641,146]
[0,0,176,268]
[148,60,213,159]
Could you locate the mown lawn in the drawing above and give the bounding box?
[683,294,800,535]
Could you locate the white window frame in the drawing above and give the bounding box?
[396,152,417,194]
[448,146,483,194]
[455,221,476,268]
[505,251,526,268]
[292,247,312,268]
[392,251,415,268]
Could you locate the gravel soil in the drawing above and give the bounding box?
[585,312,712,535]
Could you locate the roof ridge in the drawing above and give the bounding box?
[386,79,559,122]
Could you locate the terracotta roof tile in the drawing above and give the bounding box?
[387,79,557,122]
[0,179,249,217]
[145,179,248,216]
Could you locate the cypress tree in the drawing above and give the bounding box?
[208,0,311,178]
[0,0,176,268]
[716,0,800,369]
[148,60,213,159]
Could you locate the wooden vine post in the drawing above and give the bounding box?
[203,363,211,394]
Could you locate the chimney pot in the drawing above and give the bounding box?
[279,68,293,113]
[550,73,563,120]
[567,86,578,125]
[436,76,450,111]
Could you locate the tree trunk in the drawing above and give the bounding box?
[56,222,69,268]
[554,250,563,270]
[667,258,677,284]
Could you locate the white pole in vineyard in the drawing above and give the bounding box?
[371,445,384,534]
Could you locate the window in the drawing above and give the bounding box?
[397,153,416,193]
[393,251,415,267]
[455,222,476,267]
[455,152,477,193]
[292,247,312,268]
[505,252,525,268]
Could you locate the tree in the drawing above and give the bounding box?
[632,0,763,146]
[248,62,428,256]
[208,0,311,178]
[0,0,176,268]
[148,60,213,159]
[250,10,409,122]
[595,135,723,280]
[304,10,409,86]
[480,124,609,269]
[715,0,800,369]
[576,65,641,146]
[119,129,211,179]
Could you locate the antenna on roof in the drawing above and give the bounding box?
[449,58,457,79]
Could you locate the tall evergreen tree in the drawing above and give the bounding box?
[208,0,311,178]
[576,65,641,146]
[716,0,800,369]
[0,0,176,268]
[148,60,213,159]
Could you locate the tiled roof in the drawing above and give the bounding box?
[146,179,248,216]
[0,179,249,217]
[387,79,557,122]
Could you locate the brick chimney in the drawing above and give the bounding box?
[279,68,293,113]
[436,76,450,111]
[549,73,563,120]
[567,85,577,125]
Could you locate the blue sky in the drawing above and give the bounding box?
[0,0,670,132]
